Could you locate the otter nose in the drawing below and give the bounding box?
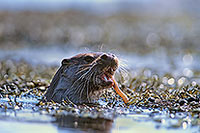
[100,53,118,67]
[100,54,109,60]
[100,53,117,64]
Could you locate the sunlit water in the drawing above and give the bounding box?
[0,97,198,133]
[0,46,200,133]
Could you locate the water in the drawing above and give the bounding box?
[0,98,198,133]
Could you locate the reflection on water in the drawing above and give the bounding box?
[55,115,113,132]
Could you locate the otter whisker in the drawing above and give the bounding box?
[118,63,128,73]
[71,63,97,91]
[86,67,97,86]
[85,66,97,80]
[80,67,97,101]
[118,66,129,77]
[92,71,98,85]
[75,67,90,75]
[76,63,92,68]
[79,71,95,100]
[119,66,128,73]
[80,63,97,77]
[74,69,90,83]
[78,85,85,100]
[86,70,96,102]
[70,64,89,71]
[74,81,84,95]
[79,81,87,100]
[78,63,96,77]
[71,72,89,89]
[75,64,93,72]
[86,80,90,102]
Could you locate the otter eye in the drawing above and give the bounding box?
[62,59,70,65]
[84,55,95,63]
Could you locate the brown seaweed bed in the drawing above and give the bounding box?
[0,59,200,132]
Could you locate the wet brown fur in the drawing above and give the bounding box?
[45,52,118,104]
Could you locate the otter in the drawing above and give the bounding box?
[45,52,129,104]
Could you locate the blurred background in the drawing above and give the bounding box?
[0,0,200,77]
[0,0,200,52]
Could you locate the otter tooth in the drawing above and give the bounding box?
[104,75,108,81]
[111,68,114,73]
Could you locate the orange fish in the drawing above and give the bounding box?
[111,77,129,104]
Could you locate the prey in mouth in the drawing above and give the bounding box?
[45,52,129,104]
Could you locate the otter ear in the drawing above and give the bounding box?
[61,59,71,66]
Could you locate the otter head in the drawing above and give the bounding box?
[60,52,119,103]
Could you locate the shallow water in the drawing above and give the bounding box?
[0,97,198,133]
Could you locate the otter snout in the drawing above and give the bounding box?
[99,53,118,67]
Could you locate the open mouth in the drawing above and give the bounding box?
[100,67,129,104]
[101,67,115,86]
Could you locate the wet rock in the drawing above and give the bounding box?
[186,97,198,103]
[179,99,188,106]
[26,81,35,88]
[148,97,155,103]
[189,101,199,106]
[38,86,46,91]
